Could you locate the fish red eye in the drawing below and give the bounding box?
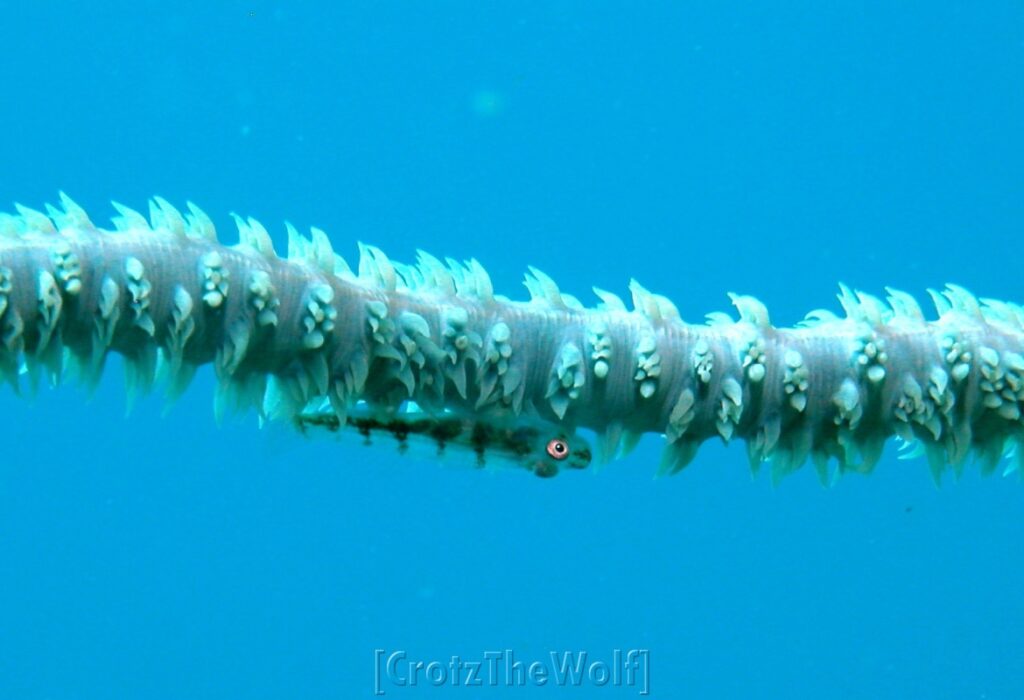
[546,438,569,460]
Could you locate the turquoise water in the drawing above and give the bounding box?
[1,3,1022,698]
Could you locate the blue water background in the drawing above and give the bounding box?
[0,3,1022,698]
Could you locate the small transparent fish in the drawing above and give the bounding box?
[295,400,592,477]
